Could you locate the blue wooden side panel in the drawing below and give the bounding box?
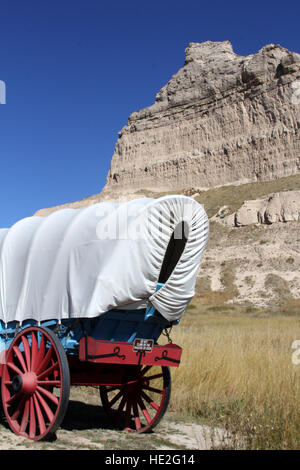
[85,309,170,343]
[0,308,172,356]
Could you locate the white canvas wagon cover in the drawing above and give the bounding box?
[0,195,209,325]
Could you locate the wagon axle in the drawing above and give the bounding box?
[11,372,38,396]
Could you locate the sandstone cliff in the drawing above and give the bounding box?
[104,41,300,194]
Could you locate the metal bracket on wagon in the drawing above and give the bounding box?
[79,336,182,367]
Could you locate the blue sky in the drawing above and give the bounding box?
[0,0,299,227]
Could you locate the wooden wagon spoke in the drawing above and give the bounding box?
[20,399,30,434]
[37,380,61,386]
[132,401,141,430]
[33,393,46,435]
[7,390,22,406]
[108,389,123,408]
[116,393,127,418]
[35,390,55,423]
[124,399,132,429]
[36,385,59,405]
[37,360,59,380]
[142,384,163,395]
[141,365,152,376]
[12,345,27,373]
[29,397,36,439]
[35,345,54,376]
[145,373,164,381]
[11,396,26,421]
[21,335,31,372]
[6,360,23,376]
[36,334,46,366]
[30,331,39,372]
[141,390,160,411]
[137,396,152,424]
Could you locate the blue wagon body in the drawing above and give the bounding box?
[0,306,172,354]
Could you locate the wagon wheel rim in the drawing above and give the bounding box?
[100,365,171,433]
[1,326,70,441]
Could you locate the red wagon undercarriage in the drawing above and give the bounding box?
[0,326,182,440]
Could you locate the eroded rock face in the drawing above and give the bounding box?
[263,191,300,224]
[219,190,300,226]
[104,41,300,194]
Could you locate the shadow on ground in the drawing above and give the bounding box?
[62,400,114,432]
[0,398,118,435]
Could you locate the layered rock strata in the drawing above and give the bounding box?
[104,41,300,194]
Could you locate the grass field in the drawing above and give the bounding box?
[137,174,300,449]
[163,303,300,449]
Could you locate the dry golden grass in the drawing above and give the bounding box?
[165,307,300,449]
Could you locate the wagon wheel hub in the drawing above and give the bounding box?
[12,375,23,394]
[124,375,149,396]
[12,372,37,396]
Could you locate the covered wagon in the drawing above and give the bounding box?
[0,195,209,440]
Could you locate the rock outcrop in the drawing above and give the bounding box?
[104,41,300,194]
[213,190,300,226]
[198,219,300,308]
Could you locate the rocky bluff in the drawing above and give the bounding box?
[104,41,300,194]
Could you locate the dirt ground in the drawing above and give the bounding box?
[0,386,228,451]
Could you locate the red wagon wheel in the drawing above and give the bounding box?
[1,326,70,441]
[100,365,171,433]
